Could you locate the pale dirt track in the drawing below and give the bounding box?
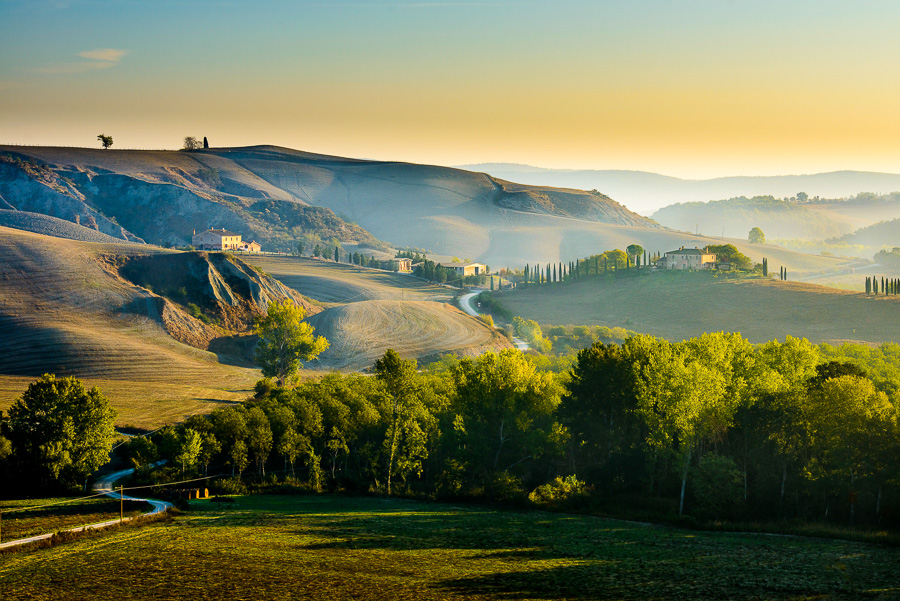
[307,300,511,371]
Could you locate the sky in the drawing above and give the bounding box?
[3,0,900,179]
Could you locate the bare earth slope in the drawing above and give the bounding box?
[495,272,900,345]
[0,227,261,428]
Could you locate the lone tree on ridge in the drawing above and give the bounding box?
[183,136,202,150]
[748,227,765,244]
[97,134,113,149]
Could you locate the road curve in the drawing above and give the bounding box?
[459,290,530,351]
[0,468,172,550]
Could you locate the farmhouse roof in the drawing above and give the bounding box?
[438,261,485,268]
[200,228,241,237]
[665,247,712,255]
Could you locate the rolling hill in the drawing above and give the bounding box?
[1,145,866,276]
[493,271,897,345]
[0,228,510,426]
[0,145,655,260]
[0,227,262,429]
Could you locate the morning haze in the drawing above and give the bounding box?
[3,1,900,600]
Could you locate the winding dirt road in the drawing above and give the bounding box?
[0,468,171,550]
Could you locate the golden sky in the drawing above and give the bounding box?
[3,1,900,178]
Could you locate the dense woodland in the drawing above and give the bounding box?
[20,335,886,530]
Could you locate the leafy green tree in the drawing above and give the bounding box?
[183,136,201,150]
[374,349,436,495]
[97,134,113,149]
[231,439,249,478]
[6,375,116,490]
[626,244,644,266]
[175,428,202,476]
[255,300,329,385]
[561,341,645,488]
[451,349,564,480]
[246,407,273,476]
[749,227,765,244]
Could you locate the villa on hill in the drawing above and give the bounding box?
[439,262,487,277]
[192,228,261,252]
[657,247,717,270]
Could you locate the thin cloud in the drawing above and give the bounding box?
[34,62,119,75]
[32,48,127,75]
[78,48,127,62]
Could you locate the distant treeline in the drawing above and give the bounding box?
[518,245,754,286]
[117,336,900,529]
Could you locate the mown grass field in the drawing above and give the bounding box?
[2,494,898,600]
[496,271,900,345]
[242,255,455,304]
[0,228,260,429]
[0,497,147,543]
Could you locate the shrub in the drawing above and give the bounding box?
[529,475,590,509]
[483,471,528,504]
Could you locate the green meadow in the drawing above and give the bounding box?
[2,495,899,600]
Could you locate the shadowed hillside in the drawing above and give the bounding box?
[0,145,661,268]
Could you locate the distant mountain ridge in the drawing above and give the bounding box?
[458,163,900,214]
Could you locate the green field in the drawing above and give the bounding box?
[496,271,900,345]
[2,495,898,600]
[0,497,147,543]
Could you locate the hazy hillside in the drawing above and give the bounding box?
[831,217,900,249]
[0,145,655,262]
[460,163,900,215]
[651,196,854,240]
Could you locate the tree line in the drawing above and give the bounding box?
[106,336,900,528]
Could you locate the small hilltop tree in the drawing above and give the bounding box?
[749,227,765,244]
[183,136,202,150]
[254,300,329,386]
[97,134,113,149]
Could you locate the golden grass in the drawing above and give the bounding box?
[0,228,259,429]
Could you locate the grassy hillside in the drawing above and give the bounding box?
[0,227,260,429]
[242,256,510,371]
[2,494,897,600]
[494,271,900,345]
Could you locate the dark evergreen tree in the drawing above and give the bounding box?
[203,136,209,149]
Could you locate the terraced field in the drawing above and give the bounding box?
[0,227,258,429]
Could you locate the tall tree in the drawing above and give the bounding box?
[6,374,117,490]
[254,300,329,385]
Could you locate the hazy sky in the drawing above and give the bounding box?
[3,0,900,178]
